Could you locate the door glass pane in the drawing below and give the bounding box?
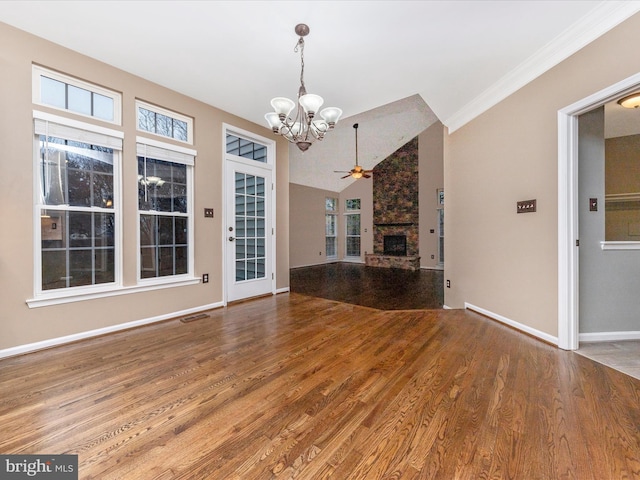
[234,172,267,282]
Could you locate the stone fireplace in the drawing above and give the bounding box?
[365,137,420,270]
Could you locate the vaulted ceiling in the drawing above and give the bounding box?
[2,1,639,191]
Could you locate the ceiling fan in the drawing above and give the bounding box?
[335,123,373,179]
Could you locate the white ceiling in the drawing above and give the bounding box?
[1,1,639,190]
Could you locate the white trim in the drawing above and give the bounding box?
[135,135,197,158]
[579,330,640,342]
[445,2,640,133]
[1,300,223,359]
[33,65,122,125]
[465,302,558,345]
[600,241,640,250]
[33,110,124,139]
[558,71,640,351]
[275,287,290,294]
[442,304,453,310]
[27,277,200,308]
[136,100,193,144]
[341,258,365,264]
[222,123,277,304]
[33,118,123,299]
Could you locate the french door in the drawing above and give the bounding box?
[224,128,275,302]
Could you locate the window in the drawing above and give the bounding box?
[34,114,122,292]
[226,134,267,163]
[33,65,121,124]
[137,140,195,280]
[326,197,337,258]
[136,101,193,144]
[345,198,361,210]
[345,198,361,257]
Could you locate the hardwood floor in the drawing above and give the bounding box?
[1,293,640,479]
[290,263,444,310]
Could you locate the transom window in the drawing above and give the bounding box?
[226,134,267,163]
[33,65,121,124]
[136,100,193,144]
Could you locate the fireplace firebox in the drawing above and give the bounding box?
[383,235,407,256]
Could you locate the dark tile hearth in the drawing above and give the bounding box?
[290,262,444,310]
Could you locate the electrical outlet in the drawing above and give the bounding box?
[204,208,214,218]
[202,273,209,283]
[446,280,451,288]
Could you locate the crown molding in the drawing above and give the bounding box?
[444,1,640,134]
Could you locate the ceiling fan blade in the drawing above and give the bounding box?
[363,174,371,178]
[334,170,350,173]
[341,174,351,179]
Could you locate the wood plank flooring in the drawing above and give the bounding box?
[290,263,444,310]
[1,293,639,479]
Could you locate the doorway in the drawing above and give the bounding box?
[558,72,640,350]
[224,126,276,303]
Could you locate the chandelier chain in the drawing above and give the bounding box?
[295,37,306,94]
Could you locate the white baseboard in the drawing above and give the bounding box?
[0,301,224,360]
[275,287,290,294]
[465,302,558,346]
[442,304,453,310]
[579,331,640,342]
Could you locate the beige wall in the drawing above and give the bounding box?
[444,12,640,337]
[0,22,289,352]
[419,121,444,269]
[290,124,442,269]
[340,178,374,261]
[289,183,337,267]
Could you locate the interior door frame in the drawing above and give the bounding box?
[222,123,276,304]
[557,71,640,350]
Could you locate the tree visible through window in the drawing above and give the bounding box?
[38,135,116,290]
[326,197,337,258]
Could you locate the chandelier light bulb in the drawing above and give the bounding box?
[298,93,324,117]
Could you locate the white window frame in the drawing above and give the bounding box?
[326,197,338,259]
[30,110,123,304]
[136,136,196,286]
[344,198,361,260]
[32,65,122,125]
[136,100,194,145]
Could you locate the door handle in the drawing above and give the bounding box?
[228,236,235,242]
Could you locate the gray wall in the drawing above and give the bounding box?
[578,107,640,333]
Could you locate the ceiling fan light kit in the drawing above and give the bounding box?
[335,123,374,179]
[264,24,342,152]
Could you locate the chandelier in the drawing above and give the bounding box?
[264,24,342,152]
